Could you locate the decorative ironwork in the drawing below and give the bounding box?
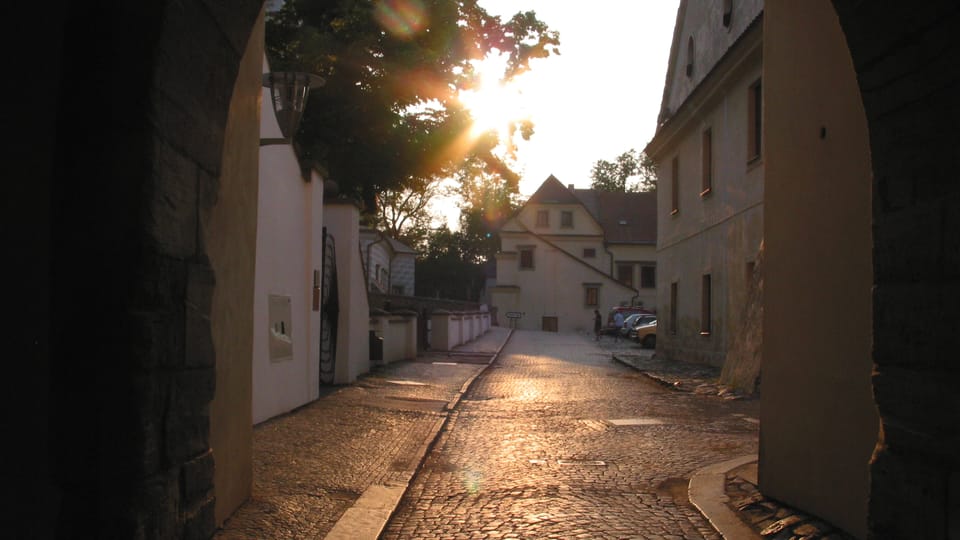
[320,227,339,385]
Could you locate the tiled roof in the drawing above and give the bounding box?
[575,189,657,244]
[525,174,582,205]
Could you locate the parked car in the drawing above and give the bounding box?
[620,313,657,339]
[604,306,653,335]
[632,319,657,349]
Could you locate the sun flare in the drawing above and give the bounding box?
[459,57,531,140]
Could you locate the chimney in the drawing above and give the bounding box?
[568,184,575,190]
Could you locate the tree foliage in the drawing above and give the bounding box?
[265,0,559,210]
[589,149,658,193]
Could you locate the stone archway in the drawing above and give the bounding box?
[12,1,264,537]
[832,2,960,538]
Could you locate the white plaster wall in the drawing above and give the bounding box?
[251,54,323,425]
[492,233,636,333]
[653,38,763,367]
[324,202,370,383]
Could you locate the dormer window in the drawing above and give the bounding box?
[723,0,733,28]
[686,36,694,77]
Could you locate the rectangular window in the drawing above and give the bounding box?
[640,265,656,289]
[536,210,549,227]
[519,247,534,269]
[584,286,599,306]
[701,128,713,195]
[583,248,596,258]
[746,260,757,294]
[561,210,573,228]
[701,274,712,335]
[748,79,762,161]
[617,264,633,288]
[671,156,679,215]
[670,282,678,335]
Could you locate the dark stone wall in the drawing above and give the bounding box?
[833,2,960,538]
[32,1,263,537]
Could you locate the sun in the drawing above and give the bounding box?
[458,56,531,140]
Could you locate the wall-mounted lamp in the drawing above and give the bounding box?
[260,71,325,146]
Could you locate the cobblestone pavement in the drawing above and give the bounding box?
[381,330,760,539]
[597,333,855,539]
[213,329,506,540]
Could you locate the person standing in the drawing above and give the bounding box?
[593,309,602,341]
[613,310,624,343]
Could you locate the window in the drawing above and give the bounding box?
[670,282,678,335]
[641,265,656,289]
[686,36,694,77]
[561,210,574,228]
[617,264,633,288]
[583,248,596,258]
[671,156,679,215]
[519,247,534,269]
[536,210,549,227]
[701,274,712,335]
[584,285,599,307]
[701,128,713,195]
[722,0,733,28]
[748,79,762,162]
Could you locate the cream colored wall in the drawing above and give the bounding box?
[324,201,370,383]
[251,54,324,425]
[208,7,262,527]
[761,2,878,537]
[653,38,763,367]
[492,232,635,332]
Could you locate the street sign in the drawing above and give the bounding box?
[505,312,523,319]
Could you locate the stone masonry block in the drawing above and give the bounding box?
[181,449,214,504]
[185,305,215,368]
[873,280,956,369]
[165,368,214,464]
[869,448,948,539]
[873,367,960,459]
[149,138,198,259]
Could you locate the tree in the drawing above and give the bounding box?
[373,178,450,249]
[589,149,658,192]
[266,0,559,210]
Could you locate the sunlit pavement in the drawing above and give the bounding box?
[381,329,760,540]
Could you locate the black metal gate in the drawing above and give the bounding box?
[320,227,339,385]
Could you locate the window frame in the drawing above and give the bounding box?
[519,246,535,270]
[583,247,597,259]
[560,210,574,228]
[640,265,656,289]
[671,156,680,215]
[748,79,762,163]
[701,127,713,196]
[617,263,634,288]
[535,209,549,227]
[701,274,712,335]
[584,284,600,307]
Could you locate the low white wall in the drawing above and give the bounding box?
[429,310,491,351]
[370,309,418,364]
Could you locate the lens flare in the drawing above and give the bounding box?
[374,0,427,39]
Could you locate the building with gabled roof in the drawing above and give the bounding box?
[490,175,656,333]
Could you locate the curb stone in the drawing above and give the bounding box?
[323,329,515,540]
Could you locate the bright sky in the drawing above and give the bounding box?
[439,0,681,227]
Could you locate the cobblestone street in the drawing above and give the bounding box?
[382,330,759,540]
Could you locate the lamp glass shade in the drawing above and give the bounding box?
[263,72,325,139]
